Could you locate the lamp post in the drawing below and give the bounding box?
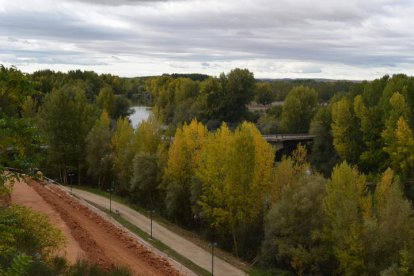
[149,210,155,239]
[68,172,75,195]
[107,181,114,214]
[209,242,218,275]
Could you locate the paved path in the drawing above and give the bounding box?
[61,186,246,276]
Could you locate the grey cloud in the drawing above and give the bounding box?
[1,0,414,78]
[0,48,105,65]
[0,12,129,41]
[67,0,186,6]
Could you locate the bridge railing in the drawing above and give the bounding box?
[262,134,315,142]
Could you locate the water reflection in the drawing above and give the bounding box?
[129,106,151,128]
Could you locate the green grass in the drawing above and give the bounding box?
[89,201,211,276]
[249,268,293,276]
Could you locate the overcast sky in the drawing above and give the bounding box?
[1,0,413,79]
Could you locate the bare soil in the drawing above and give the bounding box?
[11,179,85,263]
[14,178,179,276]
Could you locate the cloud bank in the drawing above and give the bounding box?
[0,0,413,79]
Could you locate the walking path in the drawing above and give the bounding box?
[61,186,246,276]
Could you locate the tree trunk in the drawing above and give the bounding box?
[63,166,67,185]
[78,161,81,186]
[59,166,63,184]
[231,225,239,257]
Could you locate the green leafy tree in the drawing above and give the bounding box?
[262,175,330,275]
[280,86,318,133]
[133,116,162,155]
[370,169,414,273]
[322,164,414,275]
[111,117,135,193]
[130,154,161,208]
[85,111,113,189]
[96,87,114,115]
[146,68,255,128]
[353,95,385,172]
[129,116,165,207]
[0,117,42,172]
[255,82,274,105]
[256,113,278,134]
[220,68,255,123]
[39,86,96,184]
[0,205,67,273]
[0,65,34,117]
[309,106,339,176]
[21,96,38,119]
[112,95,132,119]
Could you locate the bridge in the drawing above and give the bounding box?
[262,134,315,160]
[262,134,315,143]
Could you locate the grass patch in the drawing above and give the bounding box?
[249,268,293,276]
[90,202,211,276]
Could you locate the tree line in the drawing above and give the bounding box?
[2,64,414,274]
[0,65,131,275]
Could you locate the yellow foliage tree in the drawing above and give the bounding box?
[323,162,371,275]
[164,119,208,224]
[384,117,414,178]
[331,98,362,164]
[133,115,162,155]
[197,122,274,256]
[271,144,309,202]
[374,169,414,272]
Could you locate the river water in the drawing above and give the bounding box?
[129,106,151,128]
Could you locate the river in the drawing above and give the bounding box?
[129,106,151,128]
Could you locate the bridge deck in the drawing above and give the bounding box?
[262,134,315,142]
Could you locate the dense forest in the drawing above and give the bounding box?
[2,64,414,275]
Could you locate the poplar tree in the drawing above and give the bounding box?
[323,162,370,275]
[111,117,135,193]
[385,117,414,178]
[85,111,112,189]
[331,98,362,164]
[197,122,274,256]
[164,119,208,225]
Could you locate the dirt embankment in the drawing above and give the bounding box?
[11,179,85,263]
[17,179,180,275]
